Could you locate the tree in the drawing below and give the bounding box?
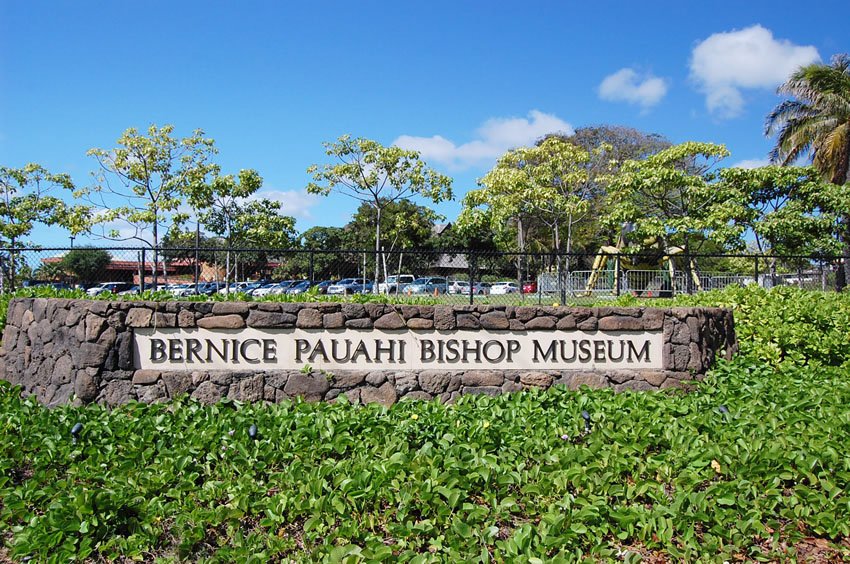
[345,199,442,279]
[34,261,68,282]
[606,142,745,290]
[197,195,297,284]
[60,247,112,285]
[85,125,218,288]
[182,168,280,289]
[290,226,354,280]
[721,165,838,280]
[539,125,672,253]
[766,53,850,287]
[307,135,453,285]
[458,138,596,291]
[0,164,87,289]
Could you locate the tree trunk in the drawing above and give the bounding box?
[374,206,381,293]
[152,220,159,291]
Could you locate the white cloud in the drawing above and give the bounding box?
[252,189,318,220]
[393,110,573,170]
[598,68,668,110]
[731,158,770,169]
[690,25,820,118]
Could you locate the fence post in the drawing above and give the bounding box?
[140,248,146,293]
[614,253,621,297]
[468,251,476,306]
[754,255,759,287]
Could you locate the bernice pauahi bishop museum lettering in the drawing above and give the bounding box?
[135,328,663,371]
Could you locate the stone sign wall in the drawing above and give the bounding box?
[0,298,737,407]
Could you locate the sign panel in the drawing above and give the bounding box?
[134,328,664,371]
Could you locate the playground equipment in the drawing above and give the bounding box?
[583,227,702,297]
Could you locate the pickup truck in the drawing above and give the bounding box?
[377,274,416,294]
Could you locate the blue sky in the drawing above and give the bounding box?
[1,1,848,247]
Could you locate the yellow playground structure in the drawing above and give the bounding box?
[583,230,702,297]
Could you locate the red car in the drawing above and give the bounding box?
[522,280,537,294]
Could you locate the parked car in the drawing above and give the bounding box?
[117,285,141,296]
[217,281,253,295]
[286,280,313,294]
[197,282,223,295]
[471,281,491,295]
[313,280,337,294]
[327,278,373,295]
[447,280,470,294]
[522,280,538,294]
[406,277,449,295]
[86,282,134,296]
[378,274,416,294]
[490,281,520,295]
[251,282,288,297]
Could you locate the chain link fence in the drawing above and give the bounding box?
[0,246,843,304]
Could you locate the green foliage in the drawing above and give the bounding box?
[720,165,840,257]
[60,247,112,284]
[0,163,85,247]
[459,137,593,254]
[2,286,850,560]
[605,142,744,253]
[85,124,218,249]
[306,135,453,284]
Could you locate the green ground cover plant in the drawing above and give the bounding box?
[1,285,849,561]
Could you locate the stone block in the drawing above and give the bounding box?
[246,310,297,327]
[418,370,451,394]
[162,372,192,397]
[197,314,245,329]
[341,303,367,320]
[394,373,419,395]
[74,370,99,403]
[284,372,330,401]
[133,369,161,384]
[330,371,367,388]
[407,318,433,330]
[374,312,406,329]
[462,370,504,387]
[360,382,397,407]
[456,313,480,329]
[525,316,557,330]
[323,312,345,329]
[565,372,608,390]
[401,390,433,401]
[598,315,645,331]
[191,381,224,404]
[433,306,455,330]
[177,310,196,327]
[519,371,554,388]
[479,311,510,330]
[229,374,264,402]
[296,308,323,329]
[103,380,135,406]
[212,302,249,315]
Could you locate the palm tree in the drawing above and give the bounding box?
[766,53,850,288]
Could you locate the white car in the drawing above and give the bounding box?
[252,283,285,297]
[86,282,133,296]
[169,284,196,297]
[447,280,470,294]
[490,281,520,295]
[217,282,251,295]
[377,274,416,294]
